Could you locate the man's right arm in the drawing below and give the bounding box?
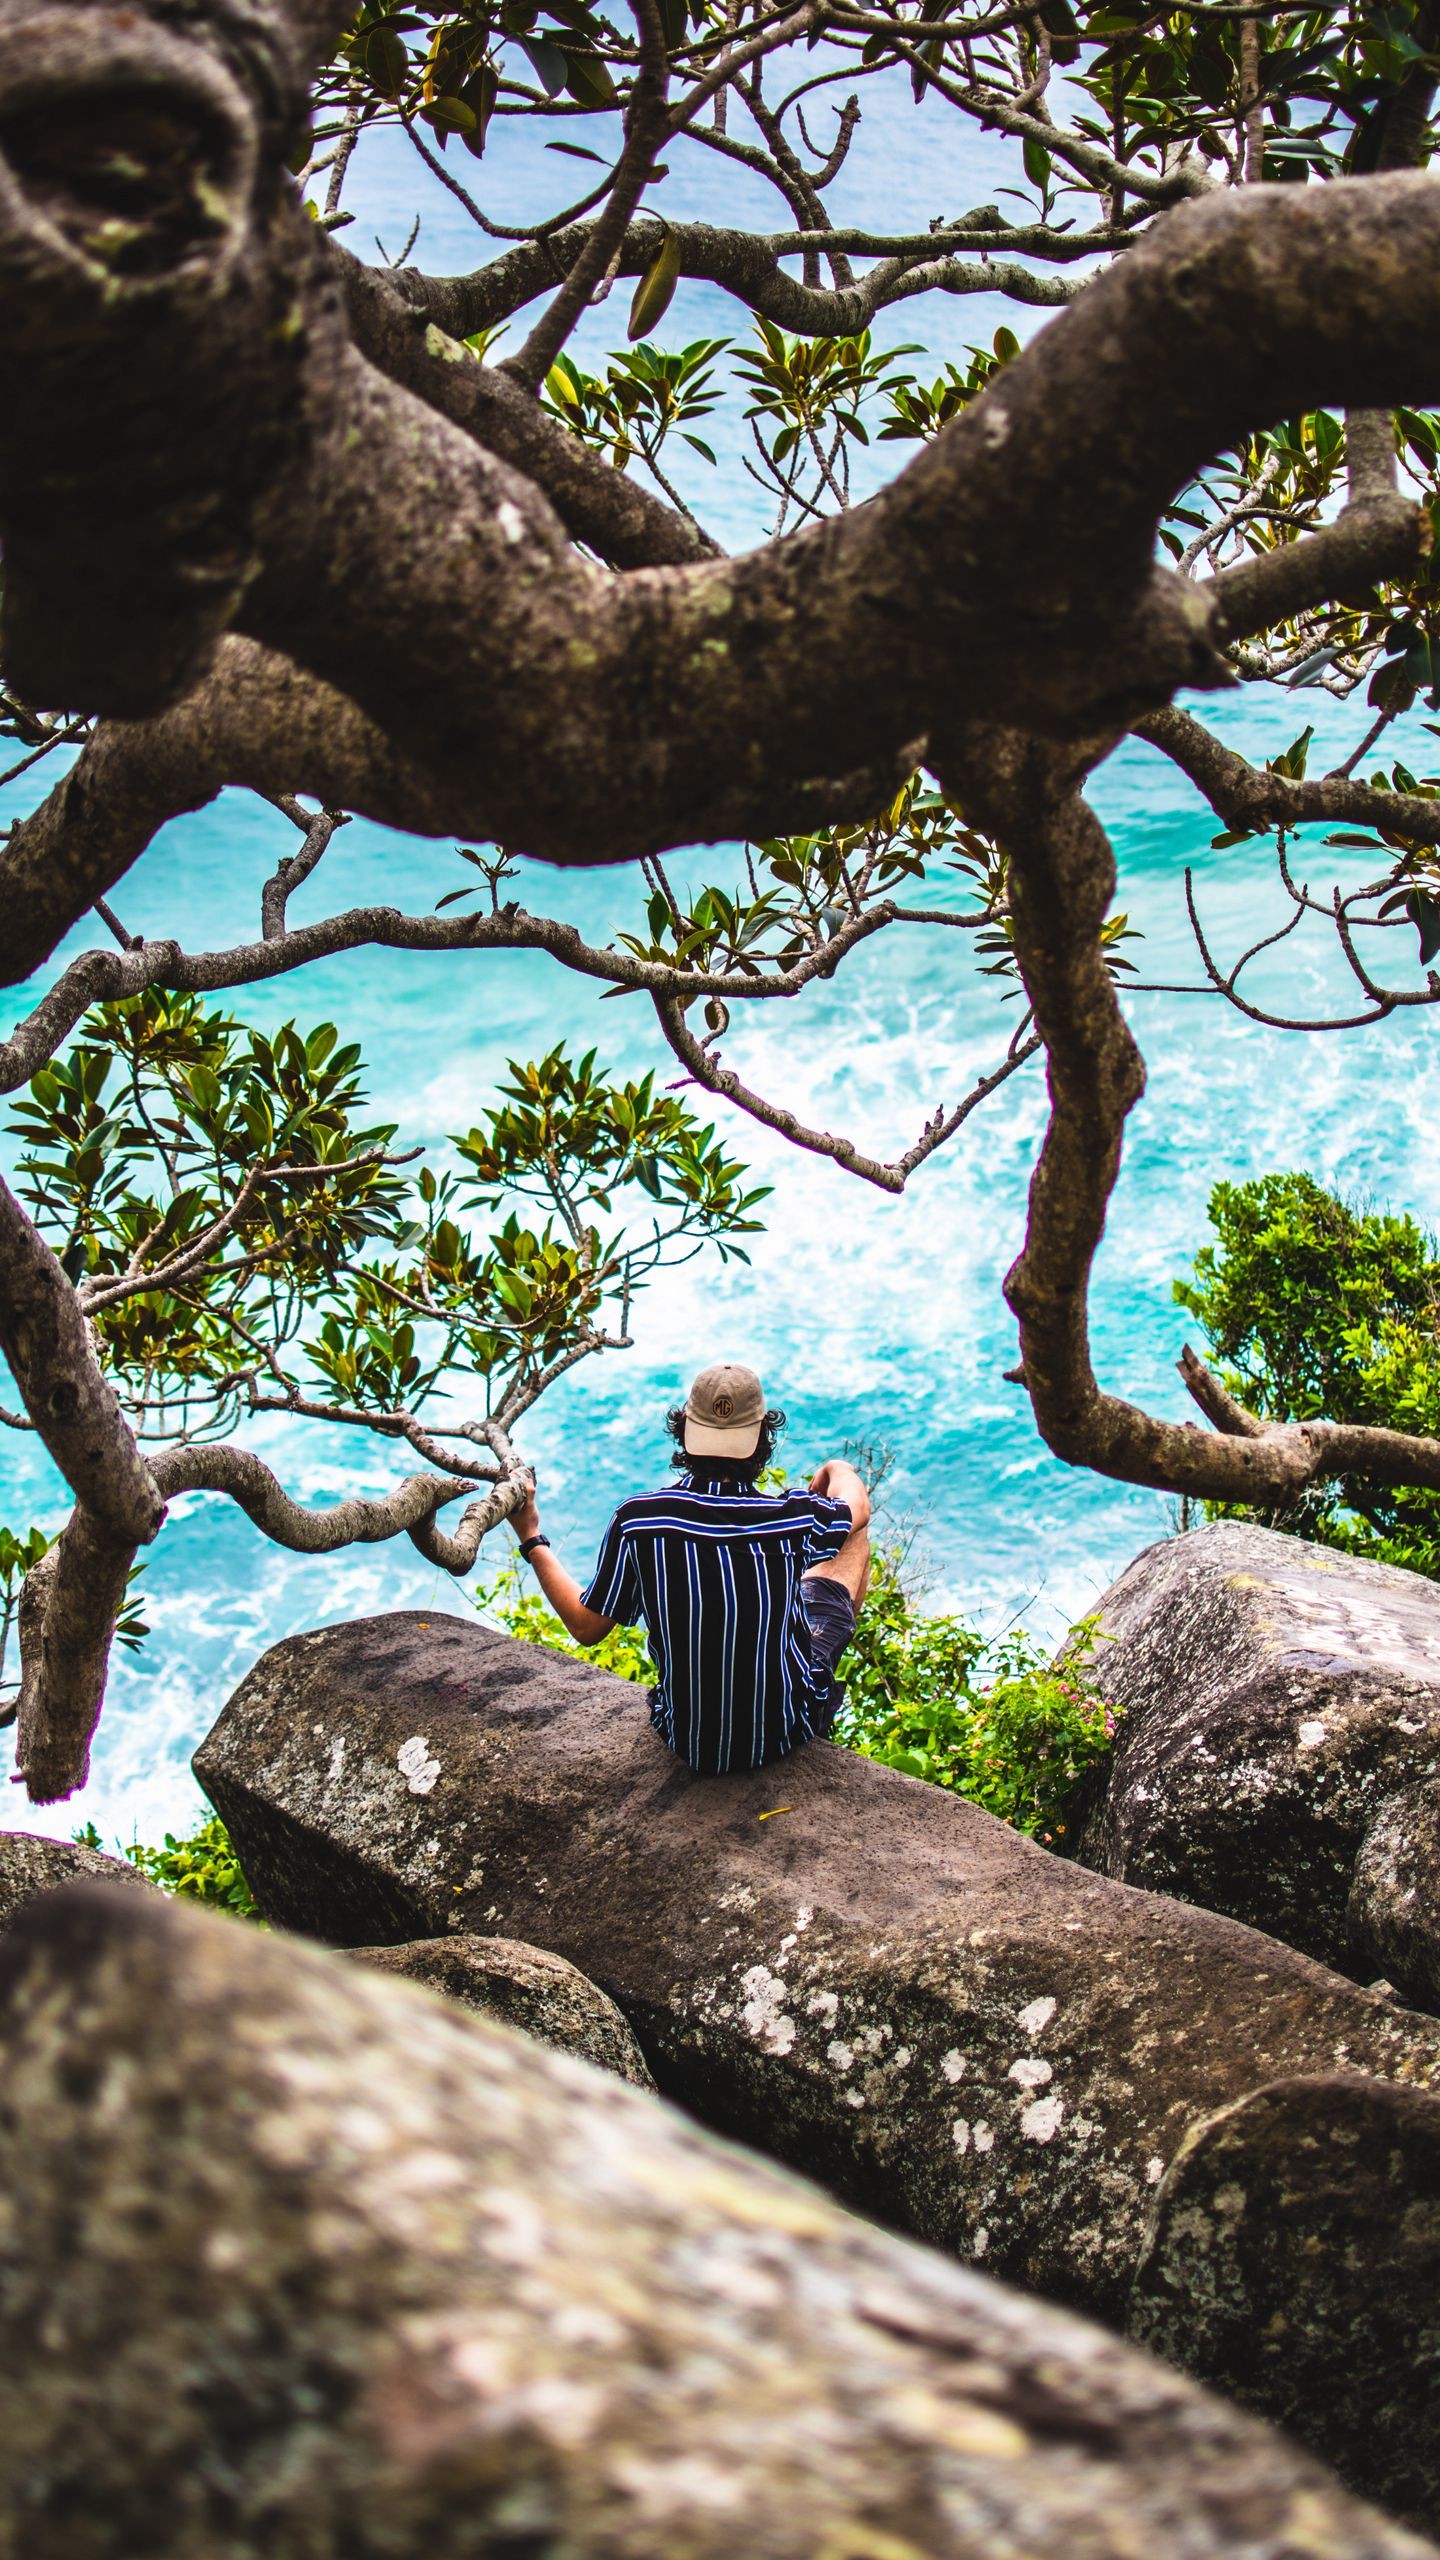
[511,1487,616,1647]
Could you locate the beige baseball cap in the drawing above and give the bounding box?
[683,1361,766,1458]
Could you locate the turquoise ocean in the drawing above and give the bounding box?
[2,92,1437,1841]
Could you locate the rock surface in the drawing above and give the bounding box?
[1,1883,1435,2560]
[1131,2073,1440,2529]
[197,1613,1440,2355]
[1349,1780,1440,2011]
[1076,1522,1440,1986]
[349,1931,653,2085]
[0,1825,153,1931]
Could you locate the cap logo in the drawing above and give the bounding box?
[713,1393,734,1419]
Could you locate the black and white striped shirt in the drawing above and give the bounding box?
[581,1470,852,1774]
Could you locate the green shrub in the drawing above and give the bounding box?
[1176,1170,1440,1576]
[477,1542,1116,1844]
[831,1549,1115,1842]
[477,1561,658,1683]
[75,1811,261,1921]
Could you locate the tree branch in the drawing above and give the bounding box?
[232,178,1440,874]
[13,1515,138,1803]
[1135,704,1440,845]
[505,0,672,392]
[653,995,1040,1189]
[0,1175,162,1542]
[148,1441,486,1551]
[939,722,1440,1512]
[337,252,720,567]
[0,831,915,1083]
[384,213,1090,345]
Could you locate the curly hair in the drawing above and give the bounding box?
[664,1403,787,1485]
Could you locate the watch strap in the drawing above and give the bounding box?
[518,1534,551,1560]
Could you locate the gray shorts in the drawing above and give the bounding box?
[800,1572,857,1739]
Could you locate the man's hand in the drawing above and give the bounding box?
[511,1473,540,1544]
[810,1458,871,1530]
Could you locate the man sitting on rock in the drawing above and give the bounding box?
[508,1361,871,1775]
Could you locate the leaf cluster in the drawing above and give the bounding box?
[543,339,729,474]
[75,1811,262,1920]
[6,998,767,1446]
[1177,1170,1440,1576]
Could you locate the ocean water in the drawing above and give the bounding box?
[3,100,1438,1843]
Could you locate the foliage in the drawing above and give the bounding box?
[830,1554,1115,1844]
[878,329,1020,444]
[74,1811,261,1920]
[732,323,922,529]
[476,1536,1117,1842]
[543,339,729,482]
[7,999,768,1445]
[1176,1170,1440,1575]
[476,1558,658,1681]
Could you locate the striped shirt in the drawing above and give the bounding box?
[581,1470,853,1774]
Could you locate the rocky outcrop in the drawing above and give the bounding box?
[1131,2072,1440,2530]
[196,1615,1440,2395]
[349,1932,653,2085]
[0,1825,153,1930]
[1349,1779,1440,2010]
[1,1883,1435,2560]
[1076,1522,1440,1990]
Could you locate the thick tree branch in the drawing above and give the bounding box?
[14,1514,138,1802]
[230,180,1440,872]
[386,213,1087,344]
[337,253,719,567]
[12,113,1440,981]
[146,1440,492,1551]
[1135,704,1440,846]
[940,722,1440,1512]
[0,639,467,988]
[0,0,348,716]
[406,1475,531,1570]
[0,1174,162,1541]
[1211,487,1426,644]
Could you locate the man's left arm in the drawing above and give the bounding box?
[510,1486,617,1647]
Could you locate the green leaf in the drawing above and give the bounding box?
[1022,134,1051,189]
[563,47,616,105]
[1410,889,1440,965]
[423,91,478,132]
[363,23,410,95]
[628,225,682,343]
[519,32,568,93]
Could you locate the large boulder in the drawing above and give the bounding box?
[1076,1522,1440,1988]
[1132,2072,1440,2527]
[349,1932,654,2085]
[1349,1779,1440,2009]
[1,1883,1435,2560]
[0,1825,153,1930]
[196,1611,1440,2463]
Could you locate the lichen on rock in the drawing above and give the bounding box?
[0,1882,1435,2560]
[0,1826,153,1933]
[1076,1521,1440,1997]
[192,1606,1440,2522]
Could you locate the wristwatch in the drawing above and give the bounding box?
[518,1534,551,1560]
